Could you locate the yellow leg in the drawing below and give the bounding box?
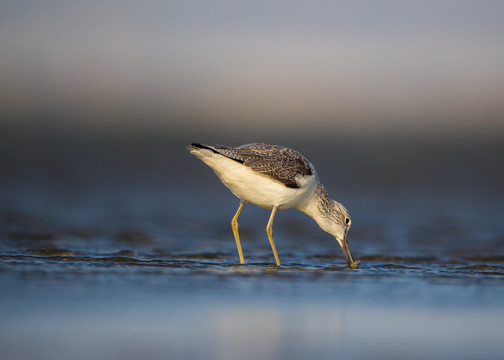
[231,200,246,264]
[266,206,281,266]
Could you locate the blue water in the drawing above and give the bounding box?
[1,132,503,359]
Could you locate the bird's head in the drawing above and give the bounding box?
[318,200,358,268]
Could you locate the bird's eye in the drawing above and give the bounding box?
[345,217,351,226]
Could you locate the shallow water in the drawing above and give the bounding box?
[1,133,503,359]
[2,246,504,360]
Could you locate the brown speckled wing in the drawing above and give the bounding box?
[211,143,315,188]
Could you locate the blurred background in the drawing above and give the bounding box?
[1,1,504,360]
[1,0,503,252]
[1,0,503,135]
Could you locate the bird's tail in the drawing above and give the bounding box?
[187,143,222,160]
[187,142,215,152]
[187,143,242,163]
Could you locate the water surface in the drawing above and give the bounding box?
[1,133,503,359]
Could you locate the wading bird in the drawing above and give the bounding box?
[188,143,359,268]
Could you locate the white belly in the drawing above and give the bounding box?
[192,149,317,210]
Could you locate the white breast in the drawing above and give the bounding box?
[191,148,318,210]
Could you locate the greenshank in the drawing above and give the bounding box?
[188,143,359,268]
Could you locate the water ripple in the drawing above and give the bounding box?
[1,249,503,278]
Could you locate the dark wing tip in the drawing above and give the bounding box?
[188,143,243,164]
[189,143,216,152]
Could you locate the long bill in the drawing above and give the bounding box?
[338,234,357,268]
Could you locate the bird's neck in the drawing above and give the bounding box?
[295,182,331,223]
